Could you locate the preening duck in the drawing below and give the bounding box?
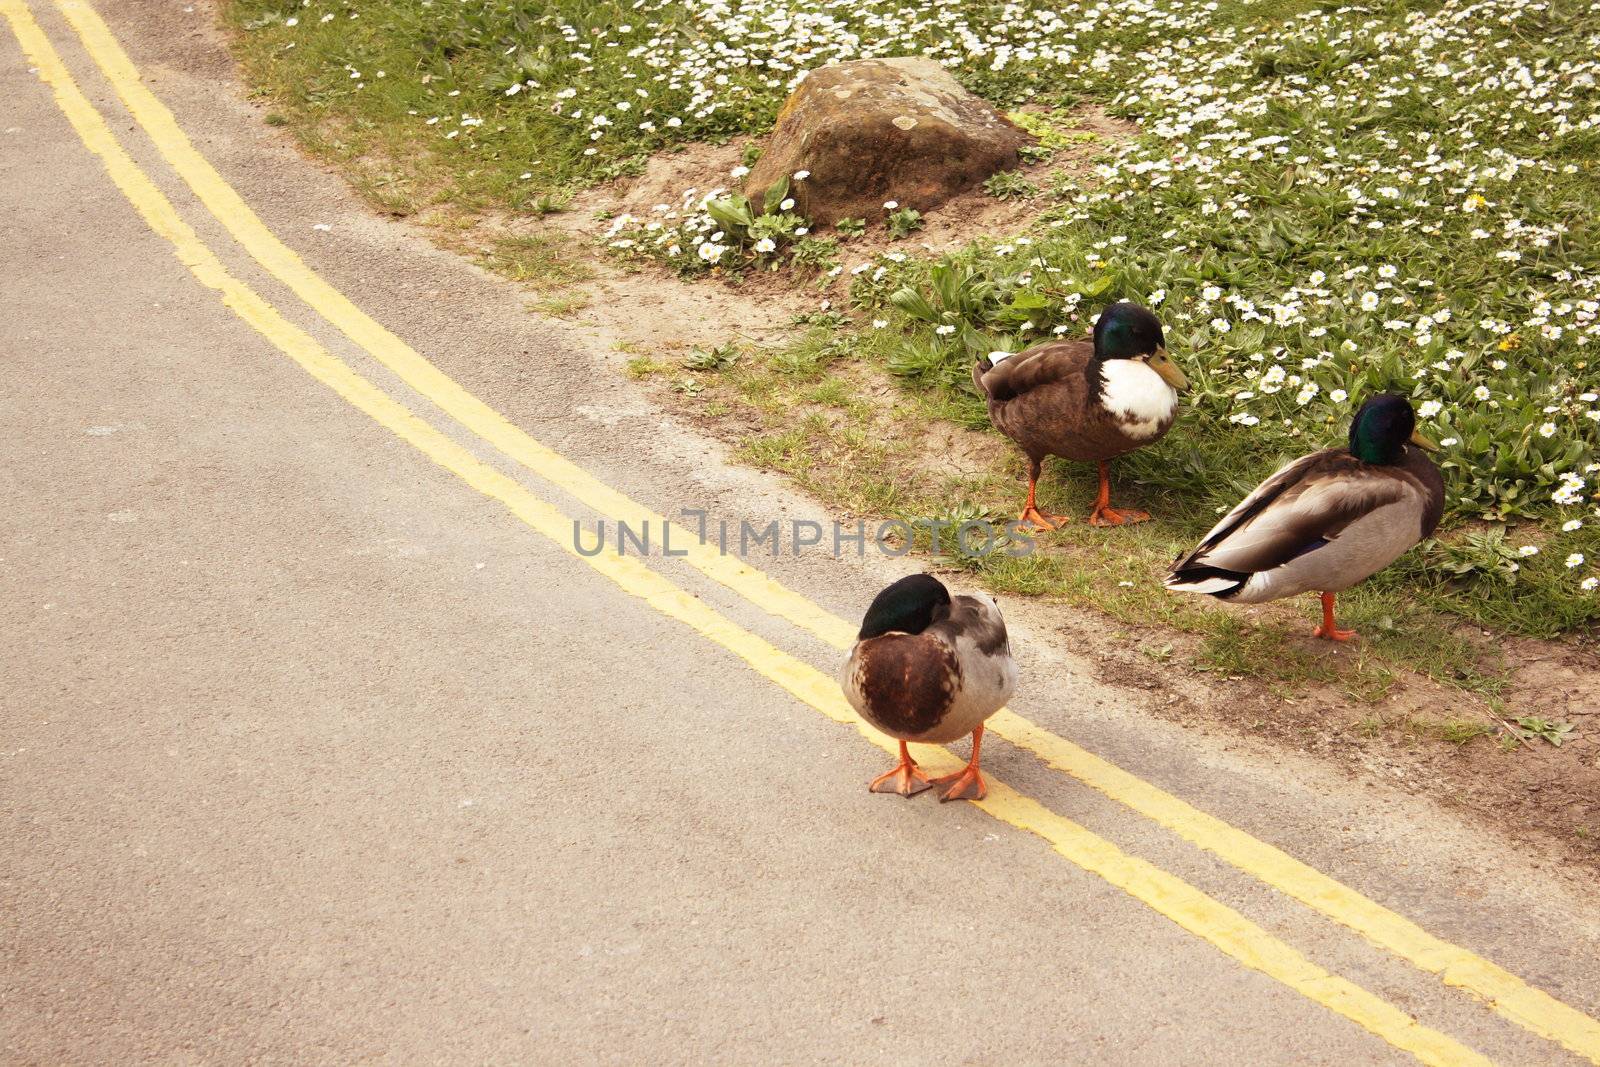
[840,574,1018,802]
[972,301,1188,529]
[1165,393,1443,641]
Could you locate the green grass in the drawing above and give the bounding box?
[475,234,594,289]
[532,292,591,317]
[624,355,668,379]
[803,377,852,407]
[1438,719,1495,746]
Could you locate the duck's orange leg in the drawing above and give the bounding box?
[869,740,933,797]
[1018,459,1069,531]
[932,724,987,803]
[1312,591,1357,641]
[1087,460,1151,527]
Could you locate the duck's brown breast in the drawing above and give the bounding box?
[992,381,1171,463]
[847,633,960,739]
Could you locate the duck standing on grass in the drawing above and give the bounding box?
[1165,393,1443,641]
[840,574,1017,802]
[973,301,1188,530]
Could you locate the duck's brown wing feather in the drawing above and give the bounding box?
[977,341,1122,460]
[976,340,1093,404]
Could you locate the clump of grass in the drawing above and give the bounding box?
[624,356,668,379]
[530,193,571,217]
[1437,719,1494,745]
[532,292,590,316]
[804,377,851,406]
[1005,111,1102,154]
[352,172,420,217]
[477,234,593,289]
[1191,622,1301,682]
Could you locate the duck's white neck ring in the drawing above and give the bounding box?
[1098,358,1177,438]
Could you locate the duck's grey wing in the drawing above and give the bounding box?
[1165,450,1414,595]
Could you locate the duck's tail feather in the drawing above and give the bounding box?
[1164,562,1251,599]
[971,356,992,397]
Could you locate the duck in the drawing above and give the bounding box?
[1164,393,1443,641]
[839,574,1018,802]
[972,300,1188,530]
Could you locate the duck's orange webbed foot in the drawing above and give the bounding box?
[1087,461,1150,527]
[1018,468,1067,531]
[869,741,933,797]
[1312,592,1357,641]
[1018,504,1069,531]
[933,765,987,802]
[1087,505,1151,527]
[932,725,987,803]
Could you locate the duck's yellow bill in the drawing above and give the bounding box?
[1148,348,1188,391]
[1409,429,1440,451]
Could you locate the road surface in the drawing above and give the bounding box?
[3,1,1600,1063]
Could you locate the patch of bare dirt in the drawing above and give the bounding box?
[492,138,811,360]
[1083,620,1600,873]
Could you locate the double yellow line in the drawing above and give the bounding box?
[10,1,1600,1062]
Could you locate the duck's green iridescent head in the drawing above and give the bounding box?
[1094,301,1187,390]
[1348,393,1438,465]
[858,574,950,640]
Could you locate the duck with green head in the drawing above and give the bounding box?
[839,574,1018,802]
[973,301,1189,529]
[1165,393,1444,640]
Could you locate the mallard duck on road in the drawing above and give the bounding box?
[1164,393,1443,641]
[972,301,1188,530]
[840,574,1018,802]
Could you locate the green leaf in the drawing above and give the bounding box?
[889,286,939,323]
[706,194,754,236]
[762,176,790,216]
[960,323,992,355]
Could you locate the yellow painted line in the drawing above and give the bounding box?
[49,2,1600,1062]
[51,0,852,651]
[2,10,1504,1064]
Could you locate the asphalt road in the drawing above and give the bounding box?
[4,1,1600,1063]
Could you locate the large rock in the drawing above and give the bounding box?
[745,58,1031,229]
